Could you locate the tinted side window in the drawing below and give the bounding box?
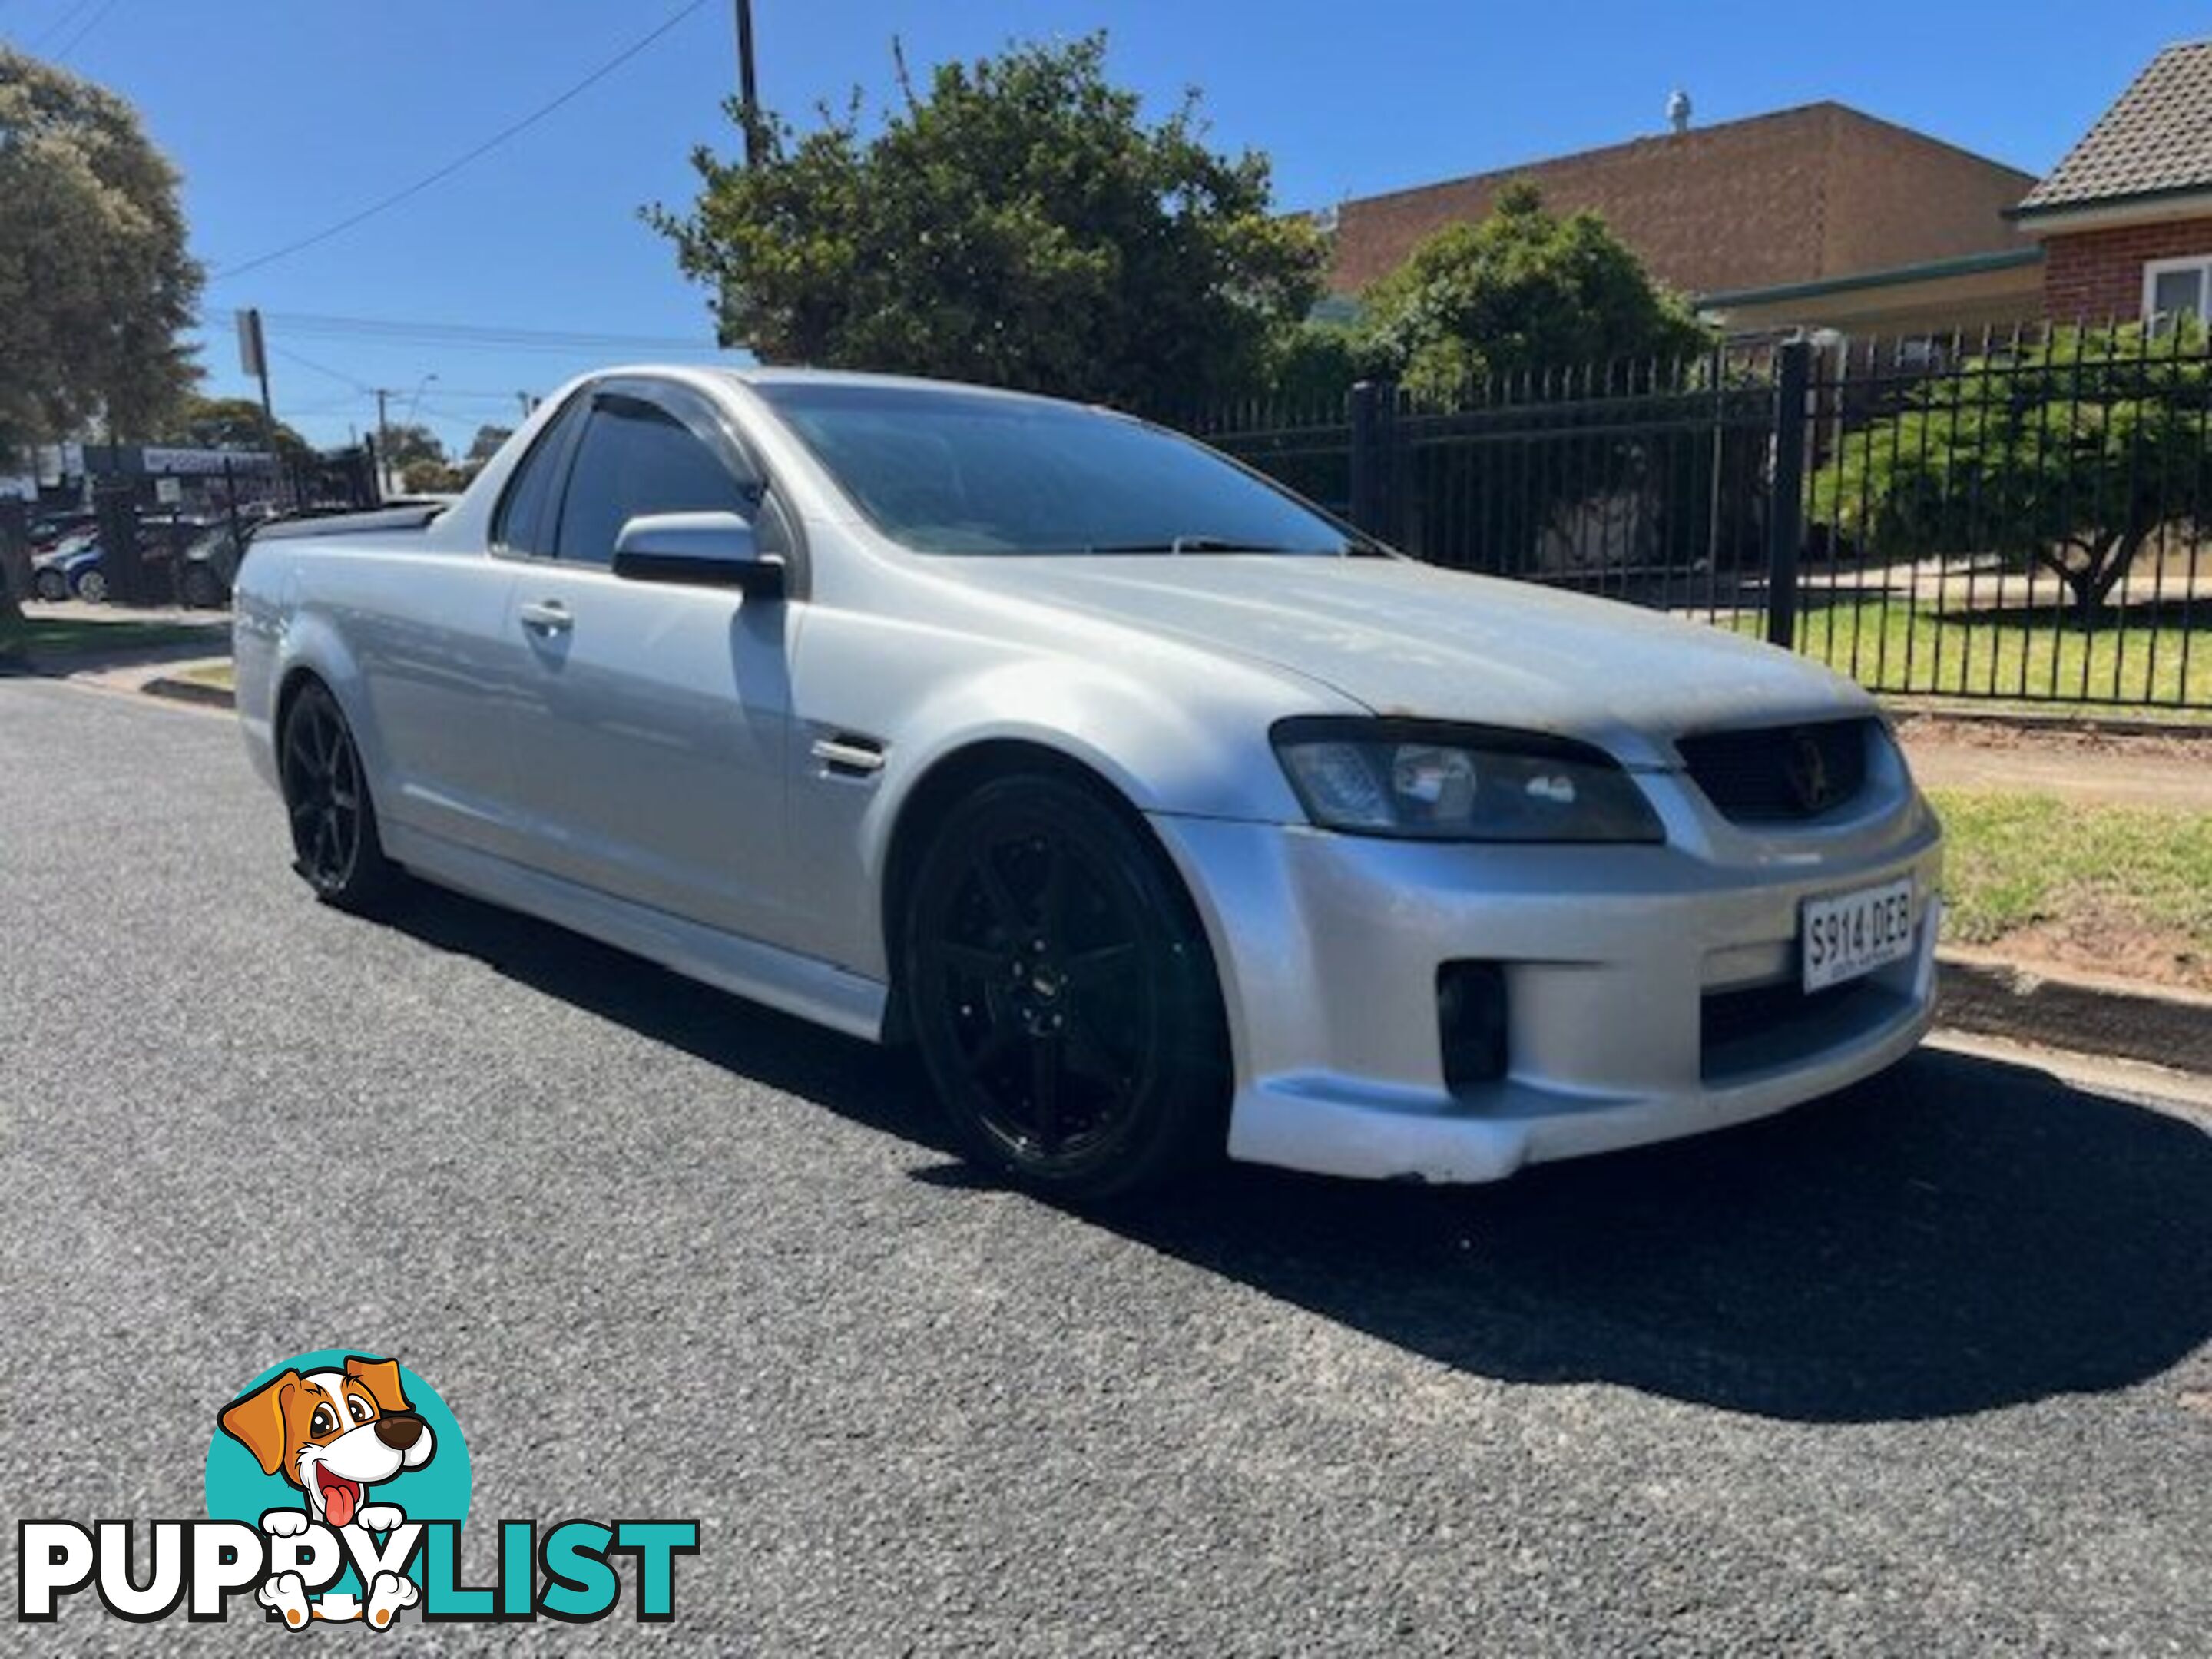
[555,393,750,567]
[492,396,586,557]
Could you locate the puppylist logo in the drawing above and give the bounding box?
[18,1351,698,1629]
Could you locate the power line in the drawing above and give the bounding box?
[49,0,119,63]
[263,340,376,394]
[266,310,724,353]
[206,307,727,357]
[381,386,538,402]
[26,0,98,52]
[208,0,712,285]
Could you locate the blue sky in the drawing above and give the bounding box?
[7,0,2207,449]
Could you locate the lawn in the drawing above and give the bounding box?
[1929,786,2212,990]
[1727,600,2212,710]
[2,614,229,659]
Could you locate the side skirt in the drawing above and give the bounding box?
[381,820,889,1042]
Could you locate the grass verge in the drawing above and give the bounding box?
[1929,786,2212,990]
[8,615,228,657]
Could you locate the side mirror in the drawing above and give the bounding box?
[612,511,785,598]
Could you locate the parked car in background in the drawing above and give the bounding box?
[29,533,98,601]
[62,542,110,602]
[180,522,247,608]
[236,366,1942,1199]
[32,512,214,604]
[28,510,97,554]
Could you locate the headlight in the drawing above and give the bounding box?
[1270,717,1664,843]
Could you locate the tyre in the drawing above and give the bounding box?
[902,773,1228,1200]
[179,564,226,609]
[279,680,399,912]
[31,568,66,602]
[71,567,108,604]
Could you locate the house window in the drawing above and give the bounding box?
[2143,256,2212,333]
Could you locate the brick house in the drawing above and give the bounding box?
[2011,40,2212,326]
[1323,102,2041,335]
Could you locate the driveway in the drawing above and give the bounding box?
[4,678,2210,1653]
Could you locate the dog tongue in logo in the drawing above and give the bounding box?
[318,1468,361,1528]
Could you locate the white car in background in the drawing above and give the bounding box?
[234,366,1941,1198]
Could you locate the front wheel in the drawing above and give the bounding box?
[179,564,226,608]
[71,567,108,604]
[279,680,399,912]
[31,569,67,602]
[902,773,1228,1200]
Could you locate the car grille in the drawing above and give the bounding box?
[1700,977,1906,1081]
[1677,718,1874,824]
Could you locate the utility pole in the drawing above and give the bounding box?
[236,309,286,505]
[733,0,761,167]
[367,378,438,497]
[373,389,392,498]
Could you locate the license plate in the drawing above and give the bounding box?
[1801,877,1916,992]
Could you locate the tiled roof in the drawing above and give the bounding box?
[2018,41,2212,214]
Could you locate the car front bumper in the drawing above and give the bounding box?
[1148,780,1942,1184]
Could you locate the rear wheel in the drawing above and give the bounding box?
[902,773,1227,1200]
[31,568,66,602]
[279,680,398,912]
[72,567,108,604]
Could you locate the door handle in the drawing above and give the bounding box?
[518,599,572,634]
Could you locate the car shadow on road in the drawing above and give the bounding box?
[1095,1050,2212,1424]
[386,884,2211,1426]
[382,882,959,1154]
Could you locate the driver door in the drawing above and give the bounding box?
[498,378,798,946]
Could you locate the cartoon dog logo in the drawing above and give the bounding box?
[217,1355,435,1628]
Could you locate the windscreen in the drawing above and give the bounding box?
[754,381,1355,557]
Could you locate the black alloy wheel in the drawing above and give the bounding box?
[279,680,396,911]
[904,773,1227,1200]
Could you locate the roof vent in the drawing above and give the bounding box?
[1667,88,1692,134]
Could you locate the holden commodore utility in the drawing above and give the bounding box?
[233,366,1941,1198]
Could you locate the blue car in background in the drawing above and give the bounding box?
[26,514,214,604]
[28,534,98,602]
[61,542,110,602]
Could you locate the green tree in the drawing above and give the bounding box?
[376,422,445,472]
[175,394,310,465]
[649,34,1325,417]
[464,424,515,468]
[1356,182,1710,398]
[0,48,200,649]
[1810,322,2210,621]
[400,459,466,495]
[1260,318,1391,414]
[1299,186,1714,574]
[0,48,200,450]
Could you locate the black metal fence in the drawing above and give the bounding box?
[5,443,381,609]
[1194,324,2211,710]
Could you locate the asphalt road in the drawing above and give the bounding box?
[5,676,2210,1654]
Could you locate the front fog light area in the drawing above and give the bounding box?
[1438,961,1508,1091]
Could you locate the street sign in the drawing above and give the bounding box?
[236,309,267,379]
[154,477,183,505]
